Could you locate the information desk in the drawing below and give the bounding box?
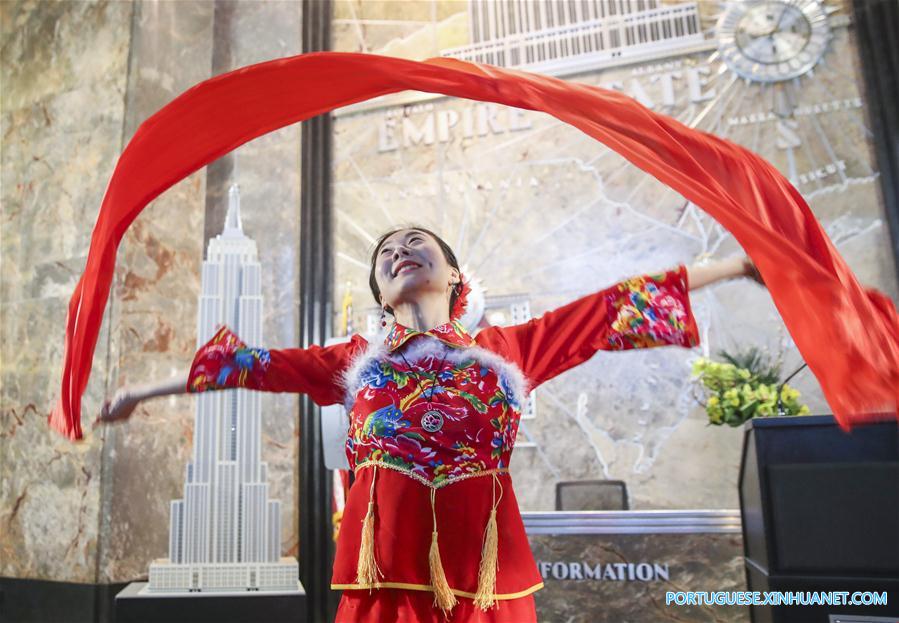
[524,509,746,623]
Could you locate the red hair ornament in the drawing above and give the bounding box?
[50,52,899,440]
[450,275,471,322]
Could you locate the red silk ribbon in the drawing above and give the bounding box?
[51,52,898,440]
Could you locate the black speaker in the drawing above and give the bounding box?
[768,462,899,574]
[738,415,899,622]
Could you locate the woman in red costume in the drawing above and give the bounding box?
[55,53,899,450]
[99,224,763,622]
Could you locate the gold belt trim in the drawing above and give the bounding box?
[330,580,545,600]
[353,459,510,489]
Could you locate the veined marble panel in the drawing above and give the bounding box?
[1,0,132,583]
[97,0,212,584]
[3,0,306,585]
[528,529,748,622]
[97,0,304,583]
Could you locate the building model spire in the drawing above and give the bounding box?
[148,180,298,592]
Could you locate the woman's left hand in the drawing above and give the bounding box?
[741,256,766,288]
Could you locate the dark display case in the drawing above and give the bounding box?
[739,415,899,622]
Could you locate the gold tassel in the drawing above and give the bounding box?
[428,487,458,614]
[474,473,504,611]
[473,508,499,610]
[356,466,383,587]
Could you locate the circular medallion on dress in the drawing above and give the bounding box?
[420,409,445,433]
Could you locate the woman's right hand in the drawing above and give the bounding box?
[741,256,766,289]
[94,387,142,430]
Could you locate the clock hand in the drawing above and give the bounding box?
[766,5,793,58]
[758,1,780,37]
[773,4,788,33]
[757,4,789,41]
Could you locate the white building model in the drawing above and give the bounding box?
[148,184,299,592]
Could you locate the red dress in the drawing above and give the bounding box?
[186,264,700,622]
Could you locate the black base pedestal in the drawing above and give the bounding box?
[114,582,307,623]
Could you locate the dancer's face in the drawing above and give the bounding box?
[375,229,458,313]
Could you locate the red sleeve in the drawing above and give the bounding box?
[186,325,368,406]
[475,264,700,390]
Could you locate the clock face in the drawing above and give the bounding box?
[718,0,831,82]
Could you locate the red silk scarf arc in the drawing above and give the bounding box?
[50,51,898,441]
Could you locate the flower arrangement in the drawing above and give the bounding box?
[691,346,810,427]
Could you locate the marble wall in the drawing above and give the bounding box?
[1,0,304,584]
[529,531,748,622]
[2,0,133,584]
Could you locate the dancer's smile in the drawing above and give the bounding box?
[393,260,421,277]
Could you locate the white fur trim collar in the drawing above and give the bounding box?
[336,334,531,413]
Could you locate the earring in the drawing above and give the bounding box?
[380,307,388,328]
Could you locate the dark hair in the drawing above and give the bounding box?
[369,223,461,318]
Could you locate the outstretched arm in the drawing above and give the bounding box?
[687,255,761,290]
[95,374,190,429]
[184,325,366,404]
[96,325,367,430]
[476,257,761,392]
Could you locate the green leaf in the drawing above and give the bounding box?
[455,389,488,413]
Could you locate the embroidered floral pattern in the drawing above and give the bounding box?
[604,266,698,350]
[488,378,518,465]
[188,325,271,392]
[384,318,476,352]
[185,267,694,491]
[346,268,695,487]
[348,326,522,488]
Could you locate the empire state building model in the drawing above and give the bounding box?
[148,184,299,592]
